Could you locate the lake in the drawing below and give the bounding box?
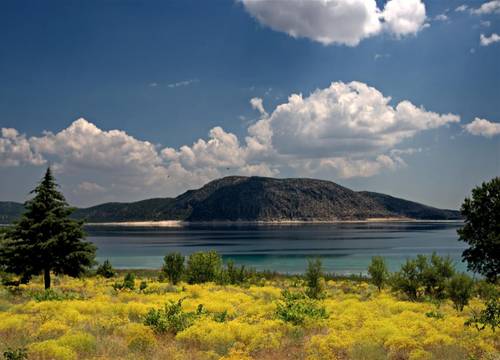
[88,221,468,274]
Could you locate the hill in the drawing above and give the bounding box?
[0,176,462,223]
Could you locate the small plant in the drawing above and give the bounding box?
[96,260,115,278]
[140,281,148,291]
[425,310,445,320]
[275,289,328,325]
[123,273,135,290]
[144,299,199,334]
[162,252,185,285]
[213,310,228,323]
[30,289,81,302]
[112,273,136,291]
[465,298,500,332]
[186,251,222,284]
[305,258,324,299]
[3,348,28,360]
[447,273,474,311]
[368,256,389,291]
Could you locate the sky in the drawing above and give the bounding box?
[0,0,499,209]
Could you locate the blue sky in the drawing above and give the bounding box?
[0,0,499,209]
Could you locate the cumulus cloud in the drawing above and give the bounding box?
[434,14,449,22]
[0,128,45,166]
[465,118,500,137]
[1,81,462,204]
[455,5,468,12]
[240,0,427,46]
[470,0,500,15]
[480,33,500,46]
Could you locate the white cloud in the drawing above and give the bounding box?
[0,128,45,166]
[480,20,491,27]
[455,5,468,12]
[240,0,427,46]
[470,0,500,15]
[77,181,106,193]
[167,79,199,88]
[1,81,462,204]
[465,117,500,137]
[480,33,500,46]
[434,14,449,21]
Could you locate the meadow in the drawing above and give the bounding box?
[0,271,498,360]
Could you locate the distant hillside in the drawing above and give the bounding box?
[359,191,461,220]
[0,202,25,224]
[0,176,462,223]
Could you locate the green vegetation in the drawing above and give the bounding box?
[458,176,500,282]
[186,250,222,284]
[162,252,185,285]
[96,259,115,278]
[0,168,95,289]
[368,256,389,291]
[448,273,474,311]
[275,289,328,325]
[305,258,324,299]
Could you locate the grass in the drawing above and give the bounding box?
[0,273,498,360]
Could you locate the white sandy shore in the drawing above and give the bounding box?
[86,218,463,227]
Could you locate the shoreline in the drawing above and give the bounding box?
[85,218,463,227]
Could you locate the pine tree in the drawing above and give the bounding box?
[0,168,96,288]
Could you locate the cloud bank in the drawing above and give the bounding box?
[0,81,461,204]
[240,0,428,46]
[465,118,500,137]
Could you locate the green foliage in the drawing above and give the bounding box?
[96,260,115,278]
[30,288,82,302]
[186,251,222,284]
[162,252,185,285]
[425,310,445,320]
[458,177,500,282]
[465,298,500,332]
[305,258,324,299]
[2,348,28,360]
[113,273,135,291]
[140,281,148,291]
[212,310,228,323]
[391,253,455,301]
[367,256,389,291]
[475,280,499,301]
[217,260,250,285]
[144,299,198,334]
[0,168,96,289]
[275,289,328,325]
[447,273,474,311]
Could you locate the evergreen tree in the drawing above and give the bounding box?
[368,256,389,291]
[0,168,96,289]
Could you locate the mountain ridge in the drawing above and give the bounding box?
[0,176,462,223]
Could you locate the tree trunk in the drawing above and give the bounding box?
[44,268,51,289]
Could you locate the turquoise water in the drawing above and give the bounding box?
[88,221,468,274]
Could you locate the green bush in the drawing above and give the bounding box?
[144,299,198,334]
[305,258,324,299]
[96,260,115,278]
[30,289,81,302]
[3,348,28,360]
[447,273,474,311]
[368,256,389,291]
[275,289,328,325]
[186,251,222,284]
[162,252,185,285]
[217,260,249,285]
[139,281,148,291]
[465,298,500,332]
[391,253,455,301]
[112,273,136,291]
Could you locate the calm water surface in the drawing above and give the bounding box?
[88,222,467,274]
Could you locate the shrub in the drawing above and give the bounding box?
[140,281,148,291]
[305,258,324,299]
[113,273,135,290]
[391,253,455,301]
[275,289,328,325]
[225,260,249,285]
[465,298,500,332]
[368,256,389,291]
[3,348,27,360]
[144,299,199,334]
[447,273,474,311]
[96,260,115,278]
[30,289,81,302]
[162,252,185,285]
[186,251,222,284]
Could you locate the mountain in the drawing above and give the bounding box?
[0,176,462,223]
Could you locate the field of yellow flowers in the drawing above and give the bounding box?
[0,274,498,360]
